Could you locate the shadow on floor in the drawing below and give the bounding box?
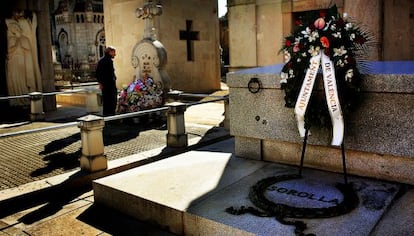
[77,203,176,236]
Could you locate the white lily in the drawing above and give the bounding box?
[333,46,347,57]
[336,59,345,67]
[301,27,311,38]
[345,69,354,82]
[280,72,288,84]
[284,50,291,63]
[289,69,294,77]
[295,36,303,43]
[308,31,319,42]
[308,45,320,57]
[333,32,342,38]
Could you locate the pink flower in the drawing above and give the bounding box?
[314,17,325,30]
[293,43,300,52]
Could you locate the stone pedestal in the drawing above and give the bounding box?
[227,61,414,185]
[83,89,101,113]
[78,115,107,172]
[166,102,188,148]
[29,92,44,121]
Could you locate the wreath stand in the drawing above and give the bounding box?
[298,127,349,185]
[225,124,358,236]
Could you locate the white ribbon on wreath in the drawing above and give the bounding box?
[294,51,344,146]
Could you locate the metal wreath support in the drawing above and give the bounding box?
[298,127,349,185]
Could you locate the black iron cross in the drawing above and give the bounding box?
[179,20,199,61]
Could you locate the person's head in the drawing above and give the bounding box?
[105,46,116,58]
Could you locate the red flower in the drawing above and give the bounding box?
[285,40,292,47]
[320,36,330,48]
[295,20,302,26]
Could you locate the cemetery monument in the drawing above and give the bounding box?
[117,0,170,113]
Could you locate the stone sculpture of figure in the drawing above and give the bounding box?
[136,0,162,39]
[5,10,42,106]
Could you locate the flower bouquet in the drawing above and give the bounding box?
[117,74,164,113]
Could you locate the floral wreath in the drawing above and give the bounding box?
[280,5,371,128]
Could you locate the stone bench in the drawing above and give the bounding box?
[227,61,414,185]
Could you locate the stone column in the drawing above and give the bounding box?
[29,92,44,121]
[35,0,57,112]
[78,115,107,172]
[166,102,188,148]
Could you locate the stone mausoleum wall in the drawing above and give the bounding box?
[228,61,414,185]
[103,0,221,93]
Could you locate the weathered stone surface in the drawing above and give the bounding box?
[370,187,414,235]
[104,0,220,93]
[262,139,414,184]
[227,62,414,184]
[229,86,413,158]
[189,164,399,236]
[235,136,262,160]
[93,139,267,235]
[92,139,401,236]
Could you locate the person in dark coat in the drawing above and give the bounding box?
[96,46,117,116]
